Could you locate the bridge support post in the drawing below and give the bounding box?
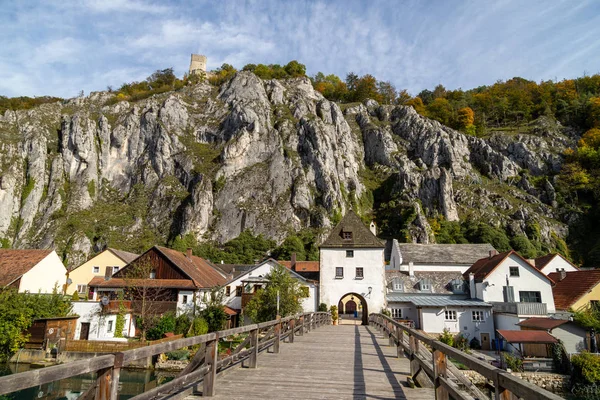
[495,374,519,400]
[249,328,259,368]
[299,316,304,336]
[307,314,312,332]
[433,349,449,400]
[409,334,420,378]
[396,326,404,358]
[388,322,395,347]
[109,352,123,400]
[289,318,295,343]
[94,367,113,400]
[203,334,219,396]
[273,316,281,354]
[312,313,316,330]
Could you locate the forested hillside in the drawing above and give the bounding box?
[1,62,599,268]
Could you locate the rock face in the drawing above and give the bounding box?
[0,72,574,266]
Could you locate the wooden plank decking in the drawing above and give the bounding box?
[186,324,434,399]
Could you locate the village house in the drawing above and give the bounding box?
[279,254,320,281]
[534,253,579,275]
[0,249,66,293]
[547,269,600,313]
[221,259,318,325]
[517,317,588,355]
[387,240,496,273]
[65,248,138,297]
[464,250,556,336]
[319,211,387,325]
[73,246,227,340]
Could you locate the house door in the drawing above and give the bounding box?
[345,300,357,314]
[80,323,90,340]
[481,333,490,350]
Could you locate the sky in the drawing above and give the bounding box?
[1,0,600,99]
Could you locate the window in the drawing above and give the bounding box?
[346,250,354,258]
[335,267,344,279]
[420,279,431,291]
[107,320,113,333]
[149,269,156,279]
[300,286,309,298]
[451,279,464,294]
[519,291,541,303]
[392,279,404,292]
[472,311,485,322]
[77,284,87,295]
[342,231,353,240]
[254,284,262,293]
[225,286,231,296]
[355,267,364,279]
[93,266,100,273]
[509,267,520,277]
[445,310,457,321]
[113,266,119,273]
[182,295,188,304]
[391,308,402,319]
[236,286,243,297]
[592,300,600,311]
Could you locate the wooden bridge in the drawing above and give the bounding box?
[0,312,565,400]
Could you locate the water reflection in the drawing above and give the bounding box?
[0,363,176,400]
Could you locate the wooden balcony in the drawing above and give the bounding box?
[242,293,254,308]
[491,302,547,316]
[102,300,132,313]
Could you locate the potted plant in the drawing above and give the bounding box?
[330,305,339,325]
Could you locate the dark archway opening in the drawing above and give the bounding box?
[338,292,369,325]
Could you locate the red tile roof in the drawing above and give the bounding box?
[547,270,600,310]
[497,330,558,344]
[517,318,568,330]
[155,246,227,288]
[89,277,197,289]
[464,250,553,283]
[0,249,54,286]
[224,306,238,316]
[279,260,320,272]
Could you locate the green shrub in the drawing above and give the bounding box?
[318,303,328,312]
[330,305,338,322]
[503,353,523,372]
[572,352,600,384]
[439,328,454,347]
[165,349,190,361]
[188,317,209,337]
[469,337,481,350]
[454,334,468,351]
[146,312,176,340]
[174,314,191,335]
[72,291,80,301]
[381,308,391,317]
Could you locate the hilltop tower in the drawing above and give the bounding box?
[189,54,207,75]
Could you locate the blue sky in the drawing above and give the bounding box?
[1,0,600,98]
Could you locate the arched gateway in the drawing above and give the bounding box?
[318,211,386,325]
[338,292,369,325]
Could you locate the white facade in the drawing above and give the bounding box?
[222,259,318,314]
[320,247,386,315]
[72,301,136,340]
[17,251,67,293]
[538,254,579,275]
[420,307,494,341]
[473,253,556,313]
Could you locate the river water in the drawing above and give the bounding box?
[0,364,175,400]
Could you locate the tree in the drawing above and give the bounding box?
[457,107,475,129]
[396,89,412,105]
[426,97,453,126]
[122,260,172,341]
[244,264,305,323]
[284,60,306,77]
[377,81,397,105]
[201,287,227,332]
[406,97,426,115]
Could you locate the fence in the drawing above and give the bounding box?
[64,335,184,352]
[0,312,330,400]
[369,313,564,400]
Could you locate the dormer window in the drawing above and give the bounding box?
[420,279,432,292]
[451,279,464,294]
[342,231,353,240]
[392,279,404,292]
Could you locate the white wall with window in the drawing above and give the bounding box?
[71,301,135,341]
[419,307,494,342]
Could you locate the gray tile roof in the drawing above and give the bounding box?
[398,243,496,265]
[386,271,465,294]
[321,211,385,249]
[386,294,492,307]
[108,248,139,264]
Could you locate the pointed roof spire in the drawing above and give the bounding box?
[320,210,385,249]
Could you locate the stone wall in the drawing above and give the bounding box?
[462,370,569,394]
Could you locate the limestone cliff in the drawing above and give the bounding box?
[0,72,575,266]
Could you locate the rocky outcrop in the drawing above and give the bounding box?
[0,73,574,265]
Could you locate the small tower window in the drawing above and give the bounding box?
[342,231,353,240]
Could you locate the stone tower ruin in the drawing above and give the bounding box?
[189,54,207,75]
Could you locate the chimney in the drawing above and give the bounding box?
[370,221,377,236]
[489,250,498,259]
[559,268,567,281]
[408,261,414,277]
[469,273,476,299]
[186,248,192,258]
[291,253,297,271]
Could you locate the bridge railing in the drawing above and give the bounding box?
[369,313,564,400]
[0,311,331,400]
